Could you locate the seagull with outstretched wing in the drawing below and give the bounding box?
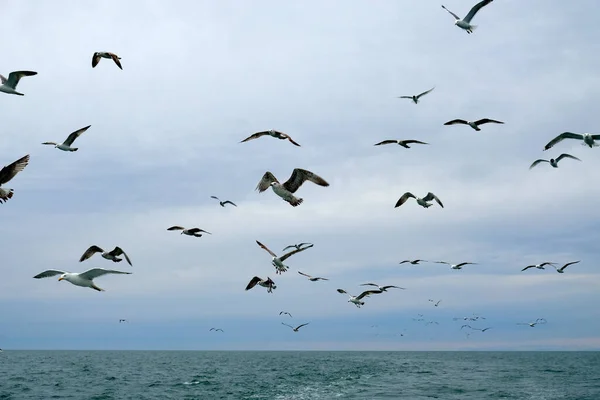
[33,268,131,291]
[256,168,329,207]
[397,86,435,104]
[0,154,30,204]
[441,0,494,34]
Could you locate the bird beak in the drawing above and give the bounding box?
[58,277,63,281]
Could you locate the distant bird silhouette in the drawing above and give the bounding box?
[210,196,237,207]
[281,322,310,332]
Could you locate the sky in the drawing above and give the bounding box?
[1,0,600,351]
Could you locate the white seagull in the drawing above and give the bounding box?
[210,196,237,207]
[529,153,581,169]
[167,226,212,237]
[374,139,429,148]
[33,268,131,292]
[297,271,329,281]
[395,192,443,209]
[256,240,314,274]
[552,260,580,274]
[92,52,122,70]
[444,118,504,131]
[336,288,383,308]
[256,168,329,207]
[360,283,405,292]
[79,245,132,266]
[521,262,557,272]
[0,154,30,204]
[245,276,276,293]
[282,322,310,332]
[399,259,428,265]
[42,125,91,152]
[397,87,435,104]
[441,0,494,34]
[435,261,477,270]
[0,70,37,96]
[543,132,600,151]
[240,129,301,146]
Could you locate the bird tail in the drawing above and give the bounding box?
[289,197,303,207]
[470,25,478,31]
[92,284,105,292]
[72,148,78,152]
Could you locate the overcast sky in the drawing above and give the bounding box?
[1,0,599,351]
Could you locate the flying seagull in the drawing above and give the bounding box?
[395,192,443,209]
[167,226,212,237]
[279,311,293,318]
[210,196,237,207]
[429,299,442,307]
[0,154,30,204]
[297,271,329,281]
[79,245,132,266]
[119,319,128,323]
[374,139,429,148]
[256,168,329,207]
[0,70,37,96]
[281,322,310,332]
[282,243,313,252]
[33,268,131,292]
[441,0,494,34]
[518,318,547,327]
[399,259,428,265]
[240,129,301,146]
[92,52,122,70]
[42,125,91,152]
[521,262,557,272]
[209,328,224,332]
[336,288,383,308]
[256,240,314,274]
[245,276,276,293]
[543,132,600,151]
[435,261,477,270]
[397,87,435,104]
[529,153,581,169]
[444,118,504,131]
[360,283,405,292]
[552,260,581,274]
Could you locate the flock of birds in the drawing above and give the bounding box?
[0,0,594,343]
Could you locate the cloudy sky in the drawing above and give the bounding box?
[1,0,599,351]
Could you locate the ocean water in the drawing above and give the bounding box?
[1,351,599,399]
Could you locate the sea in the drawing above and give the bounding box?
[1,351,599,399]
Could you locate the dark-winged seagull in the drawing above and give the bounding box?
[374,139,429,148]
[0,70,37,95]
[210,196,237,207]
[360,283,405,292]
[397,87,435,104]
[529,154,581,169]
[92,52,123,70]
[552,260,580,273]
[543,132,600,151]
[518,318,547,327]
[282,243,313,252]
[444,118,504,131]
[0,154,30,204]
[279,311,293,318]
[336,288,383,308]
[42,125,91,152]
[241,129,301,146]
[435,261,477,270]
[521,262,557,272]
[395,192,443,209]
[167,226,212,237]
[282,322,310,332]
[399,259,428,265]
[256,240,314,274]
[256,168,329,207]
[297,271,329,281]
[79,245,132,266]
[245,276,276,293]
[33,268,131,292]
[441,0,494,34]
[209,328,224,332]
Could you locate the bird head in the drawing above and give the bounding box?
[269,181,278,187]
[58,274,66,281]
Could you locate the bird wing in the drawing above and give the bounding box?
[556,153,581,163]
[241,131,269,143]
[245,276,262,290]
[336,289,348,295]
[0,154,30,185]
[374,140,398,146]
[398,96,413,99]
[444,119,469,126]
[42,142,58,146]
[256,171,279,192]
[559,260,580,272]
[279,244,313,262]
[110,247,132,266]
[382,285,404,290]
[92,53,101,68]
[296,323,310,330]
[435,261,450,265]
[286,136,301,147]
[222,200,237,207]
[356,290,383,300]
[463,0,494,23]
[210,196,219,200]
[188,228,211,234]
[539,262,557,267]
[529,159,549,169]
[441,5,461,20]
[79,268,132,280]
[423,192,443,208]
[79,245,104,262]
[33,270,68,279]
[474,118,504,125]
[521,265,535,271]
[0,74,6,84]
[63,125,91,146]
[297,271,312,278]
[401,140,429,145]
[592,135,600,140]
[543,132,583,151]
[283,168,329,193]
[281,322,294,329]
[456,262,476,268]
[167,226,185,231]
[416,87,435,99]
[5,71,37,89]
[282,245,296,252]
[394,192,415,208]
[256,240,277,257]
[110,53,123,69]
[360,283,378,287]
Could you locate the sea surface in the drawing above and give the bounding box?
[1,351,599,399]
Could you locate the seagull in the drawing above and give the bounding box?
[397,87,435,104]
[336,288,383,308]
[426,321,439,325]
[428,299,442,307]
[167,226,212,237]
[297,271,329,281]
[395,192,443,209]
[279,311,293,318]
[92,52,122,70]
[0,154,30,204]
[33,268,131,292]
[441,0,494,34]
[256,168,329,207]
[435,261,477,270]
[0,70,37,96]
[256,240,314,274]
[281,322,310,332]
[240,129,301,146]
[282,243,313,252]
[119,319,128,323]
[374,139,429,148]
[443,118,504,131]
[245,276,276,293]
[79,245,132,266]
[209,328,224,332]
[518,318,547,327]
[360,283,405,292]
[543,132,600,151]
[529,154,581,169]
[552,260,581,274]
[521,262,557,272]
[210,196,237,207]
[42,125,91,152]
[399,259,428,265]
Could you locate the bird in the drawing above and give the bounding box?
[395,192,443,209]
[167,226,211,237]
[543,132,600,151]
[33,268,131,292]
[435,261,477,270]
[529,154,581,169]
[373,139,429,148]
[336,288,383,308]
[297,271,328,281]
[399,259,428,265]
[209,328,224,332]
[0,70,37,96]
[256,240,314,274]
[429,299,442,307]
[397,87,435,104]
[256,168,329,207]
[0,154,30,204]
[443,118,504,131]
[518,318,547,327]
[521,262,557,272]
[281,322,310,332]
[119,319,128,323]
[441,0,494,34]
[240,129,301,146]
[79,246,132,266]
[210,196,237,207]
[245,276,276,293]
[552,261,581,274]
[42,125,91,152]
[360,283,405,292]
[480,327,492,332]
[92,52,122,70]
[279,311,292,318]
[282,243,313,252]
